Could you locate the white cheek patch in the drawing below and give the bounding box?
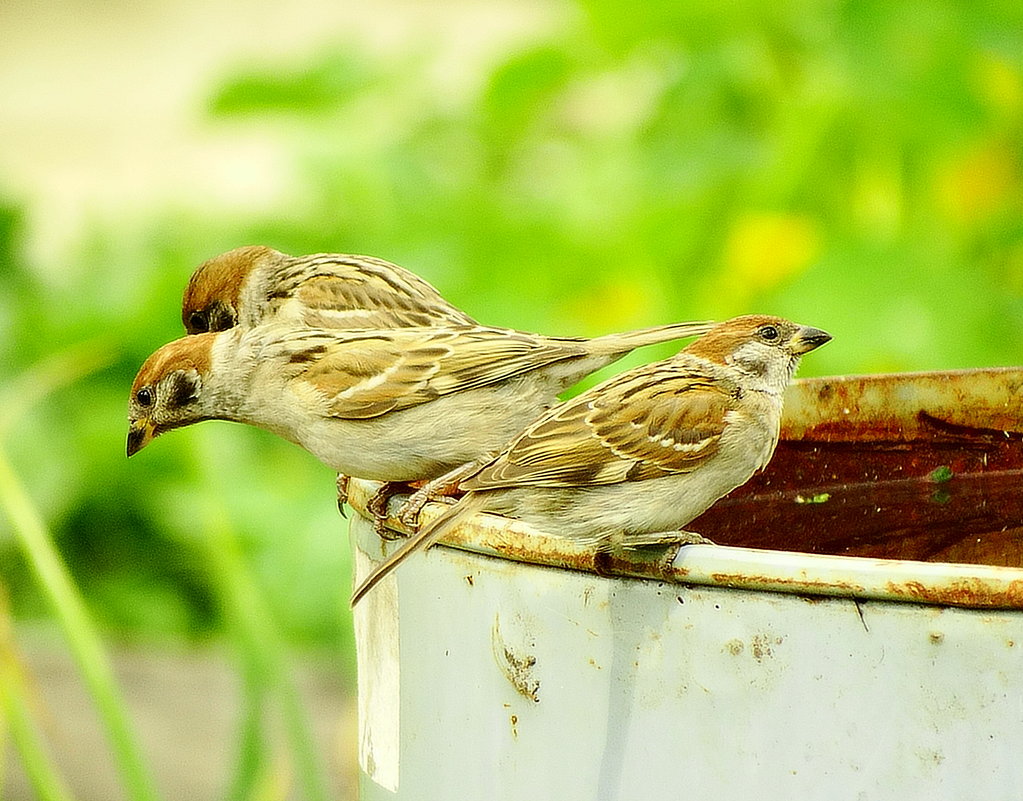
[729,342,770,376]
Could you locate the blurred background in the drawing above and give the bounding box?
[1,0,1021,798]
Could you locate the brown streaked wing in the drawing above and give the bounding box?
[282,255,477,326]
[295,333,448,419]
[293,275,463,325]
[465,396,615,487]
[290,328,589,419]
[590,370,733,481]
[296,273,389,309]
[464,364,735,489]
[347,256,478,325]
[421,328,589,394]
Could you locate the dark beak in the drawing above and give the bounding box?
[126,420,156,457]
[793,326,832,355]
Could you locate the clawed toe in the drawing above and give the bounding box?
[676,530,715,546]
[397,502,423,530]
[336,474,350,517]
[367,482,410,540]
[593,548,615,577]
[396,485,463,529]
[396,488,433,529]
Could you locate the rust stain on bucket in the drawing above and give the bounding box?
[881,577,1023,608]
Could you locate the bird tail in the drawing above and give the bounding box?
[541,319,714,390]
[350,494,484,607]
[584,320,715,357]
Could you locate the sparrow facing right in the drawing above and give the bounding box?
[351,315,831,605]
[181,246,477,335]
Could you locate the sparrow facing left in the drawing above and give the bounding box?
[350,315,831,605]
[181,246,478,335]
[126,319,715,482]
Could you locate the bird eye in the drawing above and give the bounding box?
[136,387,154,407]
[759,325,780,341]
[188,310,209,333]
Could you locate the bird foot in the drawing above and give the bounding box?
[335,474,350,518]
[395,459,481,529]
[676,529,716,546]
[397,489,431,530]
[367,482,411,540]
[593,549,614,577]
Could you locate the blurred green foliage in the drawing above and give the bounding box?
[2,0,1022,657]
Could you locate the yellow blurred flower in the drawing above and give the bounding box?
[721,212,821,296]
[973,54,1023,119]
[934,141,1018,225]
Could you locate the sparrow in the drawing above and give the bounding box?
[350,315,831,605]
[180,245,478,335]
[126,319,715,483]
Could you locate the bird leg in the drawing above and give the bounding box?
[593,549,614,577]
[621,529,717,548]
[396,457,488,529]
[642,530,716,574]
[365,482,416,539]
[593,529,716,576]
[336,474,409,536]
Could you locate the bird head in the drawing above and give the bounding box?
[127,334,217,456]
[180,245,281,334]
[684,314,831,387]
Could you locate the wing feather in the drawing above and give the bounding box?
[464,362,739,489]
[276,254,478,327]
[281,327,589,419]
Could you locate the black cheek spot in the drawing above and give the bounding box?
[207,301,237,333]
[746,358,769,378]
[169,372,201,408]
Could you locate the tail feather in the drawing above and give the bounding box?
[350,494,483,606]
[544,320,715,392]
[584,320,715,357]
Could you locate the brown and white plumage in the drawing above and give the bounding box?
[350,315,831,605]
[180,246,477,335]
[126,319,715,481]
[467,365,734,487]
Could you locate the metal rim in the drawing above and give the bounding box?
[347,478,1023,610]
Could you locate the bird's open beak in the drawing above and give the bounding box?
[792,326,832,355]
[126,420,156,457]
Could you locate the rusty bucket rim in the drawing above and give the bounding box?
[347,478,1023,611]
